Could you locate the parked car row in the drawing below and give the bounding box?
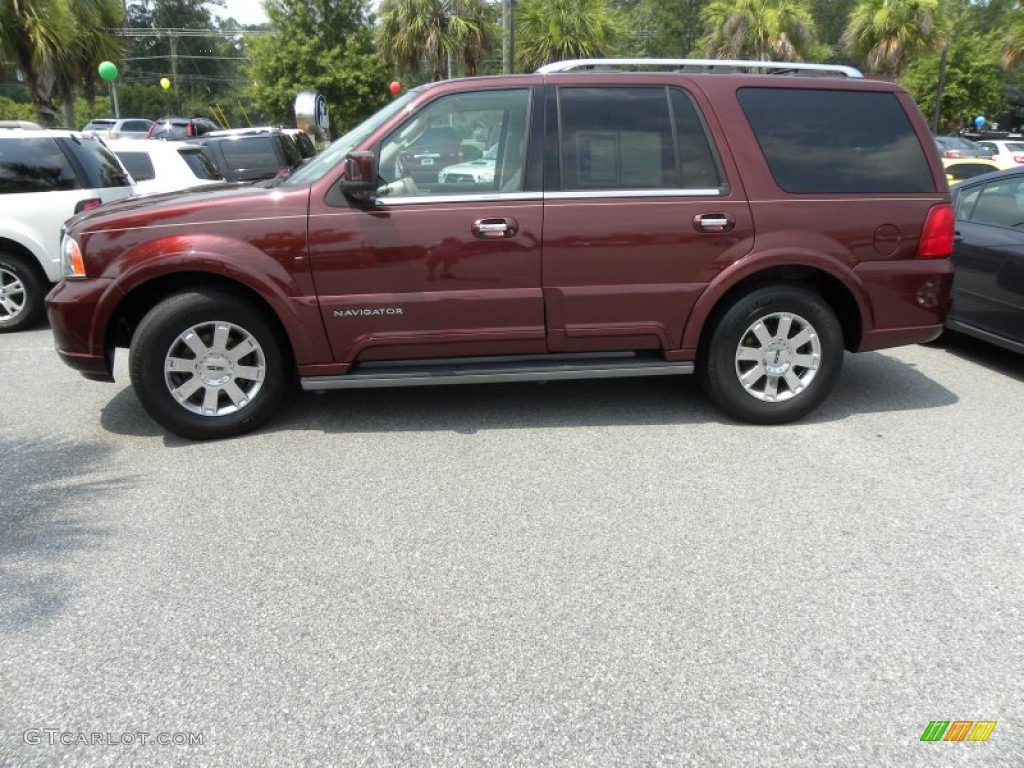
[1,121,313,332]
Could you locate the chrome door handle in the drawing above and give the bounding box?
[693,213,736,233]
[473,217,519,239]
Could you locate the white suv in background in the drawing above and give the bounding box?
[0,127,134,331]
[975,138,1024,169]
[106,139,226,195]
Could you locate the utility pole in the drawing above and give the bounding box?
[502,0,514,74]
[169,30,180,112]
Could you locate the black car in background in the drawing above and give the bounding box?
[949,168,1024,353]
[187,127,303,182]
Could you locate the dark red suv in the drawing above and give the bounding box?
[47,58,955,439]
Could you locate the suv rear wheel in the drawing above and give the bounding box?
[129,291,290,439]
[700,285,843,424]
[0,254,46,332]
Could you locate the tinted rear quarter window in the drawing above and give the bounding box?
[737,88,935,193]
[0,137,78,193]
[180,148,222,180]
[69,136,132,188]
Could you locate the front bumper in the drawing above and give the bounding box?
[46,278,119,382]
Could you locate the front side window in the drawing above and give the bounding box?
[116,151,156,181]
[738,88,936,194]
[557,87,721,192]
[378,88,530,197]
[0,138,78,193]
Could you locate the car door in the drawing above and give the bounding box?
[307,86,546,363]
[541,84,754,354]
[952,177,1024,345]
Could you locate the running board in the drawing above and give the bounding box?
[301,353,694,390]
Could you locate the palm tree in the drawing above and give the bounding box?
[841,0,946,80]
[700,0,820,62]
[1002,7,1024,68]
[54,0,126,129]
[0,0,73,126]
[514,0,621,72]
[376,0,497,81]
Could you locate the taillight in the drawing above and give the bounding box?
[1013,154,1024,164]
[943,150,962,158]
[74,198,102,214]
[916,203,954,259]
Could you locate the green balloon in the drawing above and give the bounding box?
[98,61,118,81]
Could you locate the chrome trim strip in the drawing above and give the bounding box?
[377,191,545,205]
[302,356,694,390]
[81,214,307,236]
[544,189,723,200]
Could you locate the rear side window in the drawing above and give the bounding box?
[68,136,131,188]
[737,88,935,194]
[219,137,280,174]
[0,137,78,193]
[180,149,222,180]
[151,123,188,139]
[116,151,156,181]
[557,86,722,191]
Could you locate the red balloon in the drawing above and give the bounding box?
[389,81,401,95]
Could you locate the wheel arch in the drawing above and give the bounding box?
[107,272,299,366]
[0,236,50,285]
[687,258,869,356]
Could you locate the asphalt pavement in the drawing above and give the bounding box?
[1,324,1022,767]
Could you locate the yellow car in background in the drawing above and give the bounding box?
[942,157,1000,184]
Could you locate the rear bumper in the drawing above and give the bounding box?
[854,259,953,352]
[46,278,119,381]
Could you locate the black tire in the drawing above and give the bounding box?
[699,285,844,424]
[129,290,291,439]
[0,254,47,333]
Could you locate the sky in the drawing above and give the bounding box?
[214,0,270,27]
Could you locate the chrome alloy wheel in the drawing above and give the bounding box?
[163,321,266,416]
[734,311,822,402]
[0,266,26,321]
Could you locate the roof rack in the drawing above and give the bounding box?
[537,58,863,78]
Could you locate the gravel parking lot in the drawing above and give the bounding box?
[1,325,1022,767]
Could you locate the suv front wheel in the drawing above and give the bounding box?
[700,285,843,424]
[129,290,290,439]
[0,254,46,332]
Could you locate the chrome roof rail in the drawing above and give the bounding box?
[537,58,863,78]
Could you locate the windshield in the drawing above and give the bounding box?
[281,90,420,187]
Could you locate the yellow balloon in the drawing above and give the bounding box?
[160,77,171,90]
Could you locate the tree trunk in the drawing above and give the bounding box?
[27,69,61,128]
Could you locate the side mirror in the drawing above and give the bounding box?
[341,151,377,201]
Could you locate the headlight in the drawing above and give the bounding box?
[61,234,86,278]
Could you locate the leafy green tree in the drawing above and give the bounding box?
[0,0,73,125]
[842,0,946,80]
[376,0,498,81]
[808,0,851,54]
[514,0,622,72]
[699,0,823,61]
[903,31,1006,132]
[248,0,390,135]
[615,0,705,57]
